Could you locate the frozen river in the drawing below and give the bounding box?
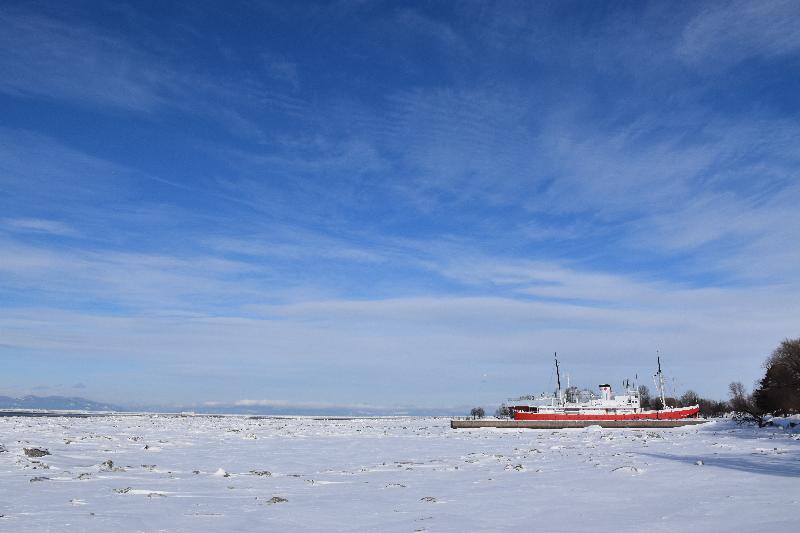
[1,415,797,531]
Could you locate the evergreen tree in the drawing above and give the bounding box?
[753,338,800,416]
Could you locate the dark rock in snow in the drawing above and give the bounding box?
[101,459,124,472]
[24,448,50,457]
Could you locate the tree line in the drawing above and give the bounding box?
[635,385,729,418]
[727,338,800,426]
[472,338,799,423]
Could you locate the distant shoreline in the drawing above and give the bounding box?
[0,409,440,419]
[0,410,103,418]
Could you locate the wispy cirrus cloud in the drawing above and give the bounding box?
[260,51,300,88]
[0,8,169,111]
[217,398,391,411]
[0,237,269,312]
[206,233,385,264]
[0,128,139,203]
[2,1,798,407]
[678,0,800,67]
[2,218,79,237]
[0,6,302,139]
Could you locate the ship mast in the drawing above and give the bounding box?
[654,352,667,410]
[554,352,563,406]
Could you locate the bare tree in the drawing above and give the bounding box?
[650,396,676,410]
[470,407,485,419]
[638,385,651,409]
[565,386,580,403]
[698,398,729,418]
[729,381,746,400]
[679,390,700,407]
[494,403,510,418]
[729,381,766,427]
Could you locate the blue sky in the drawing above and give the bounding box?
[1,0,798,410]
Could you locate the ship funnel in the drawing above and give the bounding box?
[599,384,612,401]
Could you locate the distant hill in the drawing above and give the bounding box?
[0,395,468,417]
[0,395,123,412]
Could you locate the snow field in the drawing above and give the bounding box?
[0,415,798,531]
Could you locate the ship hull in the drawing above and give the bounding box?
[513,405,699,421]
[452,418,707,429]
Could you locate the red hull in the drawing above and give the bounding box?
[513,406,700,421]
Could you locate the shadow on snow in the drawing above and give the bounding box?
[636,450,800,478]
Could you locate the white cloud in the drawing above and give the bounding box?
[230,399,386,410]
[2,218,79,237]
[2,263,795,402]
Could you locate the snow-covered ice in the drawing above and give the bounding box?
[1,415,798,531]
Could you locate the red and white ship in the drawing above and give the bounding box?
[508,354,700,422]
